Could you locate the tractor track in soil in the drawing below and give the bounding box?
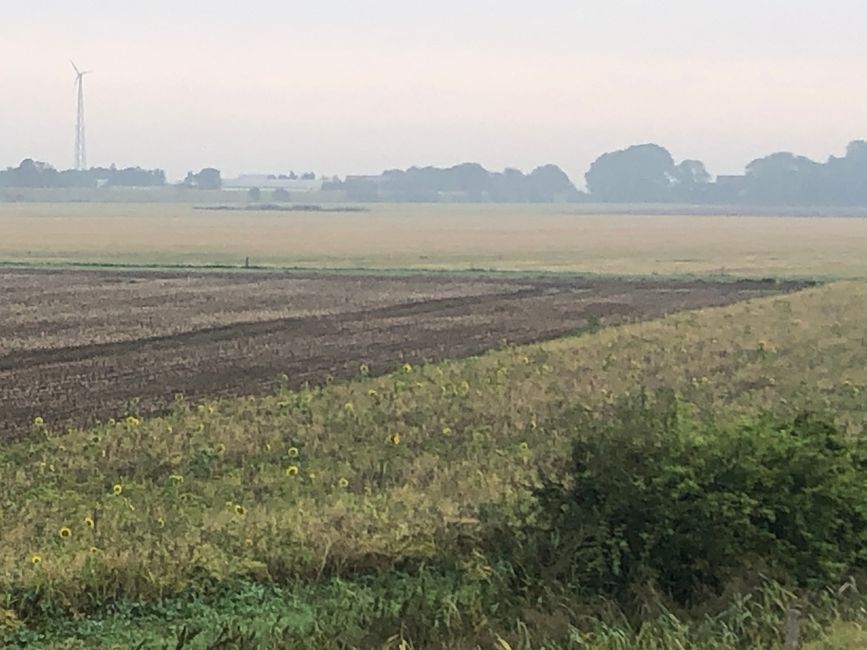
[0,269,809,439]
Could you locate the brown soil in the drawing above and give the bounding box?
[0,269,808,439]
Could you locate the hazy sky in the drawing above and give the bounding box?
[2,1,866,182]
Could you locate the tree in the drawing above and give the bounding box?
[585,144,678,202]
[184,168,222,190]
[673,159,712,201]
[247,187,261,202]
[743,152,823,205]
[273,188,290,202]
[3,159,59,187]
[527,164,579,202]
[823,140,867,205]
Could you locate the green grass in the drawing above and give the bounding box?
[1,281,867,647]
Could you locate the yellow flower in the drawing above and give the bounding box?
[308,471,317,480]
[84,516,94,528]
[244,538,254,547]
[169,474,184,484]
[112,484,123,496]
[126,416,140,427]
[216,443,227,455]
[442,426,453,436]
[390,433,401,446]
[157,517,166,528]
[234,504,246,516]
[89,546,99,554]
[368,389,378,397]
[286,465,299,477]
[197,404,206,413]
[108,418,116,426]
[402,362,413,373]
[359,363,370,376]
[33,416,44,427]
[31,554,42,565]
[338,478,349,489]
[287,447,299,458]
[58,527,72,539]
[519,442,530,452]
[343,402,354,412]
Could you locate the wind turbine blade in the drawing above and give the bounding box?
[70,60,81,76]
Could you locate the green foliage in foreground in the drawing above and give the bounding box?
[529,394,867,603]
[5,572,867,649]
[6,400,867,648]
[2,282,867,647]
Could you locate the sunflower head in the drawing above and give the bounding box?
[287,447,299,459]
[33,416,44,427]
[338,478,350,489]
[286,465,299,477]
[402,363,413,374]
[234,504,246,516]
[390,433,401,446]
[58,527,72,539]
[84,516,94,528]
[112,484,123,496]
[31,554,42,565]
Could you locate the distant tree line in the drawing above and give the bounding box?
[5,139,867,205]
[584,140,867,206]
[0,159,166,188]
[325,163,581,202]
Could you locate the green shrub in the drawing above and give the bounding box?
[533,393,867,604]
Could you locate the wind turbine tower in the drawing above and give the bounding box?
[71,61,91,171]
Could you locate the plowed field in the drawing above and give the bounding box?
[0,269,807,438]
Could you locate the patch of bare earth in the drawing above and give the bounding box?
[0,269,808,439]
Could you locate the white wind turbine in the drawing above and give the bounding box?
[71,61,92,171]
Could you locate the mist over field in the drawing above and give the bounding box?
[3,1,867,181]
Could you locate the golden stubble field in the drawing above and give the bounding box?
[2,203,867,277]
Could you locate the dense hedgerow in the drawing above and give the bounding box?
[528,393,867,605]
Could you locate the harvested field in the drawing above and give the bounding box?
[0,269,807,439]
[4,203,867,278]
